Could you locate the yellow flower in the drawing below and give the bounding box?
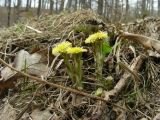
[85,32,108,44]
[66,47,87,54]
[52,41,72,55]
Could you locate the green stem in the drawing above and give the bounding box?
[94,42,104,83]
[63,53,83,89]
[73,54,83,89]
[63,54,74,82]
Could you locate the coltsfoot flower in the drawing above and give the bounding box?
[52,41,72,55]
[66,47,87,54]
[85,32,108,44]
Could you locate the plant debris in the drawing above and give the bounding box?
[0,10,160,120]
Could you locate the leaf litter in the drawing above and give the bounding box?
[0,10,160,120]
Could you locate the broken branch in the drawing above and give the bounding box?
[120,32,160,54]
[104,55,145,101]
[0,58,107,102]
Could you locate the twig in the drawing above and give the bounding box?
[0,52,16,57]
[26,25,42,33]
[120,32,160,54]
[136,109,151,120]
[15,99,33,120]
[15,85,42,120]
[104,55,145,101]
[117,62,141,82]
[0,58,107,102]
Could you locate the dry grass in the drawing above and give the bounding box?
[0,11,160,120]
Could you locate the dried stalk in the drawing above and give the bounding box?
[104,55,145,101]
[120,32,160,54]
[0,58,107,102]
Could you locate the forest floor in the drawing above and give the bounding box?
[0,10,160,120]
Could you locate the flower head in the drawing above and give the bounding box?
[66,47,87,54]
[52,41,72,55]
[85,32,108,44]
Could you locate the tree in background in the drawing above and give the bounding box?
[88,0,92,9]
[37,0,42,17]
[16,0,21,21]
[59,0,64,12]
[158,0,160,16]
[141,0,147,18]
[4,0,8,7]
[66,0,72,11]
[55,0,58,13]
[74,0,78,11]
[125,0,129,21]
[26,0,31,11]
[98,0,103,15]
[151,0,154,15]
[81,0,88,9]
[1,0,160,27]
[50,0,54,14]
[7,0,11,26]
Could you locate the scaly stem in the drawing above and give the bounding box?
[73,54,83,89]
[63,53,83,89]
[94,42,104,83]
[63,54,74,82]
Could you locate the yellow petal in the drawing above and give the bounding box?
[66,47,87,54]
[52,41,72,55]
[85,32,108,44]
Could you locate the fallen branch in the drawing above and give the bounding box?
[120,32,160,54]
[26,25,42,33]
[0,58,107,102]
[104,55,145,101]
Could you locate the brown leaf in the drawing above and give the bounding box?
[0,50,49,89]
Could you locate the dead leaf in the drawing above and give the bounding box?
[0,50,49,89]
[30,108,52,120]
[148,50,160,58]
[153,113,160,120]
[1,50,49,81]
[0,101,17,120]
[1,63,16,80]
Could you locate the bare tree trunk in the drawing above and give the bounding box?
[26,0,30,11]
[141,0,147,18]
[104,0,108,17]
[151,0,154,15]
[42,0,46,9]
[59,0,64,12]
[78,0,81,9]
[81,0,87,9]
[98,0,103,15]
[29,0,32,8]
[34,0,36,8]
[74,0,78,11]
[126,0,129,15]
[114,0,119,21]
[88,0,92,9]
[158,0,160,16]
[42,0,44,9]
[46,0,50,9]
[7,0,11,26]
[66,0,72,11]
[50,0,54,14]
[37,0,42,17]
[16,0,21,21]
[44,0,48,9]
[110,0,114,20]
[5,0,8,7]
[55,0,58,13]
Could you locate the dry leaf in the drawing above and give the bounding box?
[0,50,49,89]
[30,108,52,120]
[0,101,17,120]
